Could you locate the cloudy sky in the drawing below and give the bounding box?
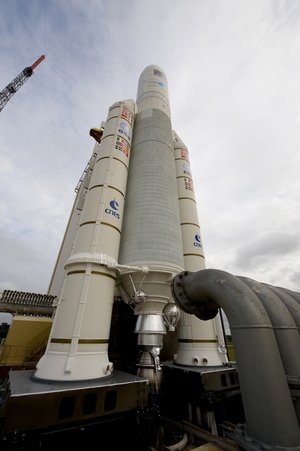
[0,0,299,297]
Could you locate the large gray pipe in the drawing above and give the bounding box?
[264,284,300,329]
[171,269,300,449]
[239,277,300,425]
[238,276,300,378]
[283,288,300,305]
[262,283,300,424]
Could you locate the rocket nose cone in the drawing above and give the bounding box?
[140,64,167,78]
[138,65,168,88]
[136,65,170,116]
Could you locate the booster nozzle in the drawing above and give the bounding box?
[163,303,181,331]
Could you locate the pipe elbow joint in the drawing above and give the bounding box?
[171,271,219,320]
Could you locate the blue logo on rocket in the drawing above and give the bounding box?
[105,199,120,219]
[194,234,202,247]
[110,199,119,210]
[118,121,131,142]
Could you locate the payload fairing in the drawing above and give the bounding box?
[37,65,226,383]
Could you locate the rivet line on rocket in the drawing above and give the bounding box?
[174,158,190,162]
[96,156,129,171]
[183,253,205,259]
[79,221,96,227]
[181,222,200,227]
[113,157,129,170]
[108,185,125,197]
[137,91,169,103]
[91,271,116,280]
[89,184,125,197]
[178,197,196,203]
[100,222,121,234]
[89,184,103,191]
[67,270,86,275]
[131,139,173,149]
[50,338,109,344]
[101,132,120,139]
[54,338,78,346]
[96,156,110,163]
[78,339,110,344]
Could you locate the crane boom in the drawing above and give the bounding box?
[0,55,45,113]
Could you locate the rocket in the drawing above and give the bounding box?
[35,99,136,381]
[35,65,226,384]
[117,66,185,387]
[172,131,228,367]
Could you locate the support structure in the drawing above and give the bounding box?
[0,55,45,112]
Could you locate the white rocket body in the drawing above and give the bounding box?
[47,144,101,298]
[35,99,136,381]
[173,132,227,366]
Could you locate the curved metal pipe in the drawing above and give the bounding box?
[263,284,300,421]
[238,276,300,378]
[239,277,300,426]
[283,288,300,305]
[264,284,300,330]
[171,268,300,449]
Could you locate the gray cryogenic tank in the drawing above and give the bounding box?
[119,66,183,268]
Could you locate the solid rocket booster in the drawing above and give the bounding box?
[118,66,184,383]
[173,132,227,366]
[35,99,136,381]
[173,131,206,269]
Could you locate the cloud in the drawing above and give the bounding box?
[0,0,299,298]
[235,232,299,268]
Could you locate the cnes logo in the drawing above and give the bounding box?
[194,234,202,247]
[105,199,120,219]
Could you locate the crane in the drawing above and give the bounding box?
[0,55,45,112]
